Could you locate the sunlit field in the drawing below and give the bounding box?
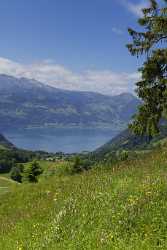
[1,148,167,249]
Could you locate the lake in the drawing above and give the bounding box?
[4,128,118,153]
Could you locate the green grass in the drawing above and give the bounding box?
[24,160,72,179]
[1,149,167,249]
[0,175,18,195]
[0,144,7,150]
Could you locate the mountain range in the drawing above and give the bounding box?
[0,74,140,132]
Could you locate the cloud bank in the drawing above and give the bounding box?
[0,57,140,96]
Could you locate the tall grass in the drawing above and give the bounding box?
[1,148,167,249]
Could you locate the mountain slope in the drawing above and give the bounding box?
[95,125,167,156]
[0,134,14,149]
[0,74,140,131]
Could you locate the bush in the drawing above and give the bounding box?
[23,161,43,183]
[71,156,82,173]
[80,159,92,171]
[10,164,24,183]
[71,156,92,174]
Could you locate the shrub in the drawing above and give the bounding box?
[71,156,92,173]
[72,156,82,173]
[10,164,24,183]
[23,161,43,183]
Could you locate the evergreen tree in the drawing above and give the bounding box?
[72,156,83,173]
[127,0,167,136]
[23,160,43,183]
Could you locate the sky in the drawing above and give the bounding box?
[0,0,151,95]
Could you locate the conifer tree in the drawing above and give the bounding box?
[127,0,167,136]
[23,160,43,183]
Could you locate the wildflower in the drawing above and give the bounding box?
[128,195,139,206]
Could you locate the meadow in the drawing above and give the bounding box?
[1,147,167,249]
[0,174,18,195]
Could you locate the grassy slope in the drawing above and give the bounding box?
[0,175,18,196]
[1,149,167,249]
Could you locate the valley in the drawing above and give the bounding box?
[0,0,166,248]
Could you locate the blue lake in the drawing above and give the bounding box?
[4,128,118,153]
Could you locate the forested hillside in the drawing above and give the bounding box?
[95,125,167,156]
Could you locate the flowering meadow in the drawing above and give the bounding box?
[1,148,167,249]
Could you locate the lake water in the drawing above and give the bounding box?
[4,128,118,153]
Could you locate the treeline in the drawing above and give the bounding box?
[0,148,55,173]
[0,149,34,173]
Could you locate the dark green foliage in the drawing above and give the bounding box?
[10,164,24,183]
[72,156,84,173]
[81,159,92,170]
[71,156,92,173]
[127,0,167,136]
[0,158,14,173]
[23,161,43,183]
[0,149,36,173]
[0,145,57,174]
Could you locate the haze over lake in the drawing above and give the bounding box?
[4,128,118,153]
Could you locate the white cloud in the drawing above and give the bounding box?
[128,1,149,17]
[0,57,140,96]
[120,0,149,17]
[112,27,124,35]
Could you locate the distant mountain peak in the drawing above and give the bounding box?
[0,74,140,131]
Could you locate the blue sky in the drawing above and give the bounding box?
[0,0,150,95]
